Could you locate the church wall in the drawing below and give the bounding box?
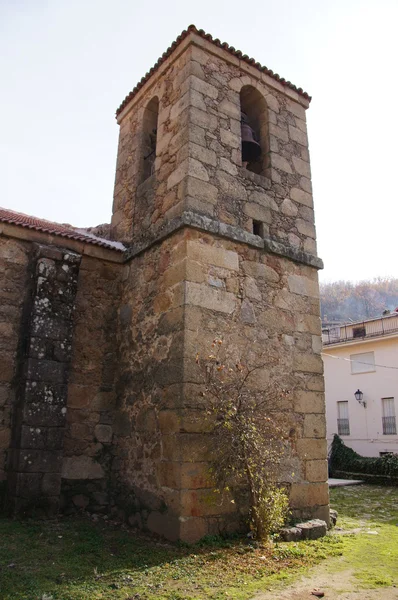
[111,44,193,243]
[180,229,328,535]
[108,231,188,539]
[0,237,31,500]
[0,228,124,514]
[60,254,123,513]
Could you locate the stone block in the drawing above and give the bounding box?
[12,472,42,499]
[296,219,316,239]
[185,282,236,314]
[25,359,68,384]
[189,124,206,147]
[286,99,307,120]
[293,352,323,374]
[281,198,298,217]
[67,384,94,408]
[187,241,239,271]
[296,439,327,461]
[23,402,66,427]
[290,482,329,509]
[112,411,132,436]
[20,425,47,449]
[294,390,325,413]
[296,314,322,335]
[17,449,63,473]
[162,433,214,462]
[62,455,104,480]
[295,519,327,540]
[180,488,236,517]
[293,156,311,178]
[170,91,190,120]
[0,385,10,407]
[216,171,247,200]
[41,472,61,496]
[279,526,302,542]
[242,261,279,282]
[0,427,10,449]
[288,274,318,298]
[179,517,208,543]
[186,177,218,204]
[303,414,326,439]
[190,107,218,131]
[269,123,289,142]
[72,494,90,508]
[244,203,272,224]
[156,461,180,488]
[167,159,188,190]
[259,308,295,334]
[0,354,15,382]
[272,154,293,174]
[188,157,209,182]
[290,187,313,207]
[220,128,240,149]
[181,462,213,489]
[218,98,240,119]
[304,238,317,255]
[306,459,328,482]
[190,75,219,99]
[329,508,338,527]
[244,277,262,300]
[190,142,217,166]
[94,424,113,443]
[289,125,307,146]
[91,391,116,411]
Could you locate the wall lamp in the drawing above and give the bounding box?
[354,389,366,408]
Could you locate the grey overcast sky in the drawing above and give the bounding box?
[1,0,397,282]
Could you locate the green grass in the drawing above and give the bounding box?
[328,485,398,588]
[0,485,396,599]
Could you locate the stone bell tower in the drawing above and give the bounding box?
[110,25,329,542]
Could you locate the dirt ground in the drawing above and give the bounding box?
[252,562,398,600]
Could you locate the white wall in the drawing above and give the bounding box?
[323,335,398,457]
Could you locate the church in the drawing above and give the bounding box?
[0,25,328,542]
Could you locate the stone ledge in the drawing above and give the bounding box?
[263,236,323,270]
[279,518,327,542]
[124,211,323,270]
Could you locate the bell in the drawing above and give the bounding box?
[241,113,261,163]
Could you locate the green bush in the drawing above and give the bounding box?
[329,434,398,478]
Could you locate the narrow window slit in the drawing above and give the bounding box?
[252,220,263,237]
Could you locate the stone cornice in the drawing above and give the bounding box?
[124,211,324,270]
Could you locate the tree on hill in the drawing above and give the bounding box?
[320,278,398,323]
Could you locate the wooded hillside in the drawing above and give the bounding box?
[320,278,398,324]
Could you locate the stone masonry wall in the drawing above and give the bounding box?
[0,230,123,515]
[60,254,122,513]
[109,226,328,542]
[113,37,317,266]
[109,33,327,541]
[7,244,81,515]
[109,232,187,538]
[0,237,31,505]
[180,230,328,533]
[111,40,192,243]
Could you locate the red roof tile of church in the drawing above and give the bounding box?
[116,24,311,117]
[0,207,124,251]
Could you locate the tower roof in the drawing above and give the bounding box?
[116,24,311,117]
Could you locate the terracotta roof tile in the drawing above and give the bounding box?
[0,207,125,252]
[116,24,311,116]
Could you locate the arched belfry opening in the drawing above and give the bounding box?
[240,86,269,177]
[141,96,159,183]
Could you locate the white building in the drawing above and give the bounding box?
[322,311,398,457]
